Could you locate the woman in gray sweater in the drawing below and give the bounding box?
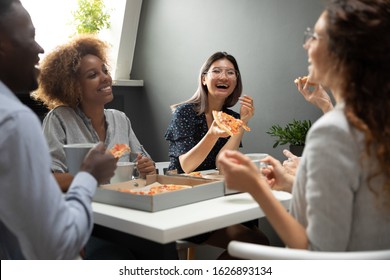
[33,34,156,192]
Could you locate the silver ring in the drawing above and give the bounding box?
[287,157,292,162]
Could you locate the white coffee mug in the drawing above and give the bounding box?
[64,143,95,175]
[245,153,269,168]
[245,153,268,160]
[110,162,135,184]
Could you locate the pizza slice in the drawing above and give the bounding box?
[109,143,131,158]
[121,184,190,195]
[212,110,251,136]
[150,184,190,194]
[187,171,202,177]
[294,76,316,86]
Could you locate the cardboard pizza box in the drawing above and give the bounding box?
[197,170,240,195]
[168,170,241,195]
[93,174,225,212]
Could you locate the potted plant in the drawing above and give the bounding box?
[266,119,312,156]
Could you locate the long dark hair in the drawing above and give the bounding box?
[170,51,243,114]
[326,0,390,204]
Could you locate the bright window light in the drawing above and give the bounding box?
[22,0,79,55]
[21,0,143,83]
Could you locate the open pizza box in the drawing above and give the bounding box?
[190,170,240,195]
[93,174,225,212]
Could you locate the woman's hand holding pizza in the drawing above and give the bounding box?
[239,95,255,124]
[212,111,250,137]
[294,77,333,113]
[208,120,231,138]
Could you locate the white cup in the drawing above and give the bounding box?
[245,153,269,168]
[64,143,95,175]
[110,162,135,184]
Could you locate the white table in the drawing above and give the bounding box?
[92,191,292,244]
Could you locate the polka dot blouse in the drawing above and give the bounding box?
[164,103,242,173]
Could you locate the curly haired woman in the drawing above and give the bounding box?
[33,34,156,192]
[218,0,390,252]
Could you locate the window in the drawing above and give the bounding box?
[22,0,143,86]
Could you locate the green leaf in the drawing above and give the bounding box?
[69,0,111,35]
[266,119,312,148]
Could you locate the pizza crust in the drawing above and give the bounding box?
[212,110,250,136]
[212,110,234,136]
[294,76,316,86]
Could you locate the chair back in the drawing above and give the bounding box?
[228,241,390,260]
[155,161,170,175]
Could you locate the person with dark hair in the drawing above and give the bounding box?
[0,0,117,259]
[165,52,267,259]
[32,34,156,192]
[218,0,390,251]
[165,51,254,174]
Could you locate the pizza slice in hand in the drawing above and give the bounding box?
[109,143,131,158]
[212,110,251,136]
[294,76,316,86]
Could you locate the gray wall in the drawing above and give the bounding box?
[111,0,325,162]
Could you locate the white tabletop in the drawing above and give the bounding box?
[92,191,292,244]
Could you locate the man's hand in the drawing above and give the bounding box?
[80,142,117,184]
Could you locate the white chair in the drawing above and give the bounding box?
[228,241,390,260]
[155,161,170,175]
